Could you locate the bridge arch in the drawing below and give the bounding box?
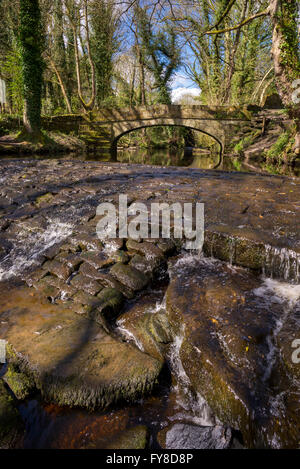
[110,119,225,167]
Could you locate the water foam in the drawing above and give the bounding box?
[254,278,300,382]
[0,219,73,282]
[168,327,215,426]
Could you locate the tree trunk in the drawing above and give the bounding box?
[136,42,146,105]
[19,0,44,138]
[269,0,300,153]
[48,57,73,114]
[130,58,136,107]
[223,0,247,104]
[66,0,96,112]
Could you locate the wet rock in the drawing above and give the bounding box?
[72,302,94,316]
[126,239,164,261]
[72,287,124,327]
[95,272,135,299]
[0,287,163,410]
[59,242,81,254]
[80,251,114,269]
[73,291,103,309]
[203,230,266,271]
[34,277,60,301]
[43,260,73,281]
[102,238,124,251]
[156,239,176,255]
[129,254,160,278]
[25,267,48,287]
[278,311,300,381]
[0,380,24,448]
[158,424,232,449]
[71,273,102,296]
[44,275,77,298]
[0,218,10,232]
[35,192,54,207]
[96,288,124,320]
[71,234,103,252]
[56,252,83,270]
[166,256,298,448]
[117,291,171,361]
[110,263,148,292]
[79,262,104,279]
[110,250,130,264]
[42,243,62,260]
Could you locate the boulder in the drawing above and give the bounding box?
[110,263,148,292]
[126,239,164,261]
[0,287,163,410]
[117,293,172,361]
[158,423,232,449]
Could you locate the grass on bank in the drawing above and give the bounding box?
[265,131,294,163]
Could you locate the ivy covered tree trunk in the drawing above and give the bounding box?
[269,0,300,153]
[19,0,44,138]
[90,0,116,106]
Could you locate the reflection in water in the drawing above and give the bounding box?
[117,147,221,169]
[189,153,220,169]
[117,147,300,177]
[117,147,195,167]
[0,147,298,176]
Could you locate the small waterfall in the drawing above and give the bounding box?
[168,326,216,427]
[206,232,300,283]
[253,278,300,382]
[116,319,145,352]
[263,245,300,283]
[0,219,73,282]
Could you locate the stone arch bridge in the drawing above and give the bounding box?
[44,105,266,159]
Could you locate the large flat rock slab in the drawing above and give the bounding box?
[0,286,162,409]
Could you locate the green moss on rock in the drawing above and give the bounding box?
[4,364,35,400]
[0,380,24,448]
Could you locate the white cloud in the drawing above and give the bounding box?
[171,87,201,103]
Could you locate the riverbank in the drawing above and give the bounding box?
[0,159,299,448]
[0,132,86,155]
